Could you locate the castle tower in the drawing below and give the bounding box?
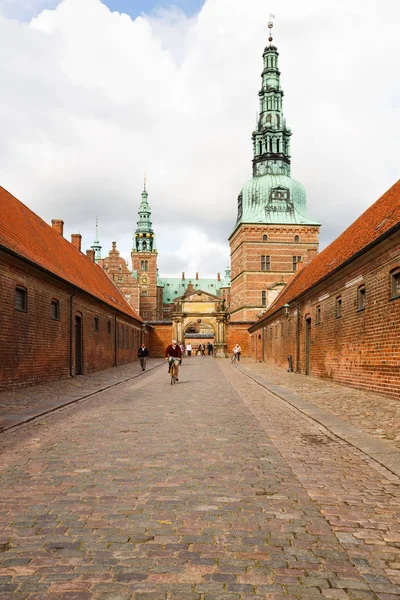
[131,178,159,320]
[229,20,320,322]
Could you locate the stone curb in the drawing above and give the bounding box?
[236,364,400,479]
[0,360,165,434]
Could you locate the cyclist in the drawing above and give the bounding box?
[165,339,182,381]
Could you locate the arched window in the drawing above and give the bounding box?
[294,235,300,243]
[263,234,268,242]
[141,290,148,297]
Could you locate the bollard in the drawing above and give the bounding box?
[287,354,293,372]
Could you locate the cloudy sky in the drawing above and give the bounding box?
[0,0,399,277]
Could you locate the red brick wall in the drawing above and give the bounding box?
[230,224,319,321]
[0,251,142,390]
[250,238,400,398]
[227,323,251,357]
[149,324,173,358]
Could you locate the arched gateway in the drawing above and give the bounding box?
[170,285,227,357]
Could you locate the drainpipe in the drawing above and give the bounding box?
[69,287,77,376]
[295,302,301,373]
[114,312,118,367]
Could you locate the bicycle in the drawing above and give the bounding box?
[231,353,237,364]
[169,358,179,384]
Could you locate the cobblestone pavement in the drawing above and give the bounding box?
[0,358,399,599]
[0,360,164,431]
[238,362,400,449]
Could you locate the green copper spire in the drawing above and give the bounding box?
[232,19,319,231]
[252,19,291,178]
[91,217,102,262]
[133,176,156,252]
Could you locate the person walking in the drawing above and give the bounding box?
[207,342,213,356]
[186,342,192,357]
[138,343,149,371]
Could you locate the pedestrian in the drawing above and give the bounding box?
[233,343,242,362]
[179,342,185,365]
[186,342,192,357]
[201,344,205,357]
[207,342,213,356]
[137,343,149,371]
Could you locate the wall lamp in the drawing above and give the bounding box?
[283,303,290,318]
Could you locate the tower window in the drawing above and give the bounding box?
[261,255,271,271]
[357,285,366,310]
[335,296,342,318]
[141,290,148,297]
[51,299,60,320]
[140,260,148,272]
[292,256,302,271]
[263,234,268,241]
[262,291,267,307]
[294,235,300,243]
[15,287,27,312]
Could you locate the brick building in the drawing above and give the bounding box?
[0,187,144,390]
[229,23,320,326]
[248,180,400,398]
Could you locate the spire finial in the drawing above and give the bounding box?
[144,171,147,192]
[96,216,99,240]
[268,14,275,45]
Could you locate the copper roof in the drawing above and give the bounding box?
[0,186,142,322]
[252,179,400,328]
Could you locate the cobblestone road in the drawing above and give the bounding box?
[1,359,399,599]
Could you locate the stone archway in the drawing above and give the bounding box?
[184,320,215,355]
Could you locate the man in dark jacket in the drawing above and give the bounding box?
[165,340,182,381]
[138,343,149,371]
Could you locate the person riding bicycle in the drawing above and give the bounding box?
[165,340,182,381]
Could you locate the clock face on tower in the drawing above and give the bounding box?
[140,274,149,285]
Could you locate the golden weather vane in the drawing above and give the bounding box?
[268,14,275,45]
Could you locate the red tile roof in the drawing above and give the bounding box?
[252,179,400,328]
[0,186,142,322]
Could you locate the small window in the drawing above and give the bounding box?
[263,234,268,242]
[390,269,400,299]
[107,320,111,334]
[117,276,123,283]
[261,291,267,307]
[335,296,342,318]
[292,256,302,271]
[316,305,321,325]
[288,320,291,335]
[281,323,284,337]
[15,287,27,312]
[141,290,148,297]
[51,299,60,320]
[357,285,366,311]
[261,255,271,271]
[94,316,99,331]
[294,235,300,243]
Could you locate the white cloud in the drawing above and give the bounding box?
[0,0,399,278]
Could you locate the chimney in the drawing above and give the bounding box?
[182,272,185,280]
[196,272,199,280]
[217,272,221,282]
[86,249,95,262]
[306,248,318,265]
[51,219,64,236]
[71,234,82,252]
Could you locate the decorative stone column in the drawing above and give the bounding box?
[215,317,227,358]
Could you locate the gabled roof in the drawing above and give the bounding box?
[178,288,221,302]
[0,186,142,322]
[251,179,400,328]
